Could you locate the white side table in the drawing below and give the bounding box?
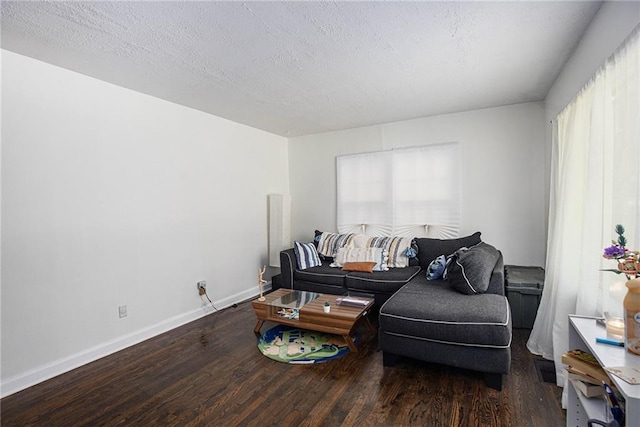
[567,315,640,426]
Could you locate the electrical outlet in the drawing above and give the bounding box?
[197,281,207,296]
[119,305,127,318]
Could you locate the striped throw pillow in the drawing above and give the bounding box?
[294,241,322,270]
[386,237,412,268]
[367,236,412,268]
[316,232,356,258]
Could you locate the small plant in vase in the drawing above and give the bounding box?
[323,301,331,313]
[602,224,640,354]
[602,224,639,280]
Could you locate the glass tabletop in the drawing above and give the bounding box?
[268,290,320,309]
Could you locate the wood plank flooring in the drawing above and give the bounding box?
[1,298,564,426]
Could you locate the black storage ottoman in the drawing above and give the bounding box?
[505,265,545,329]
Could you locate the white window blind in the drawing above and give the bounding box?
[337,142,460,238]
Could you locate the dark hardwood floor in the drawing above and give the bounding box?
[1,298,564,426]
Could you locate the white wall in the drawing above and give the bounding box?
[1,50,289,395]
[289,102,546,267]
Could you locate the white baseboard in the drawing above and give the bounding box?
[0,284,270,398]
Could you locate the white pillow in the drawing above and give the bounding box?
[351,233,371,248]
[331,247,389,271]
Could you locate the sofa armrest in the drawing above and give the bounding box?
[486,252,505,296]
[279,248,297,289]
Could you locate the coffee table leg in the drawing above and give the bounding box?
[364,315,376,335]
[254,319,265,336]
[343,334,358,352]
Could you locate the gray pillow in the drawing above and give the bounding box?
[447,242,500,295]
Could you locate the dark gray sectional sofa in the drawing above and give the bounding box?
[279,232,512,390]
[280,249,421,306]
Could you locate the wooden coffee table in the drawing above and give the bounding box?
[252,289,375,352]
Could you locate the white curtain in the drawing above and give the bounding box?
[527,25,640,387]
[337,143,460,238]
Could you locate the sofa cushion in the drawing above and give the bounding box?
[416,232,482,270]
[447,242,500,295]
[379,279,511,348]
[345,266,421,294]
[294,241,322,270]
[293,264,347,287]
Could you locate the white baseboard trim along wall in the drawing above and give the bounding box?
[1,284,271,398]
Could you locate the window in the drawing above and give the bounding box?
[337,142,460,238]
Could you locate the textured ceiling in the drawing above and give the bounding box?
[1,1,602,137]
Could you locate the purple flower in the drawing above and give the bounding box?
[603,245,626,258]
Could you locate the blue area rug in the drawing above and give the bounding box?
[257,324,355,364]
